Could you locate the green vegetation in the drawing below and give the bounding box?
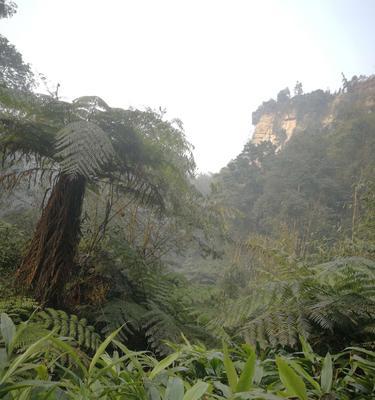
[0,313,374,399]
[0,1,374,398]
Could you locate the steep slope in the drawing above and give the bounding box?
[213,75,375,256]
[251,75,375,148]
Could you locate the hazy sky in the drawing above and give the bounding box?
[2,0,375,172]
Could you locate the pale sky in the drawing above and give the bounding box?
[2,0,375,172]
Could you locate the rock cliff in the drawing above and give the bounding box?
[251,75,375,148]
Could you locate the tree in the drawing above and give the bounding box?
[277,87,290,103]
[0,88,195,307]
[341,72,350,93]
[0,0,17,19]
[0,36,34,90]
[294,81,303,96]
[0,1,34,90]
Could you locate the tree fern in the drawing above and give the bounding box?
[94,271,211,355]
[211,257,375,350]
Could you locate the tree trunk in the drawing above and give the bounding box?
[16,173,86,307]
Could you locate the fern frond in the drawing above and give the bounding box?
[211,256,375,349]
[97,299,147,343]
[72,96,110,119]
[0,296,38,322]
[34,308,101,352]
[55,121,115,178]
[142,304,182,356]
[11,322,50,351]
[0,166,58,191]
[0,298,101,352]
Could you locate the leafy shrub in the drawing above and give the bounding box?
[211,256,375,351]
[0,314,374,399]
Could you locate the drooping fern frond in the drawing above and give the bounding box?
[210,279,308,349]
[210,257,375,350]
[35,308,101,352]
[0,166,58,191]
[0,86,66,162]
[138,272,178,313]
[315,256,375,279]
[9,322,51,352]
[55,121,115,178]
[94,270,211,355]
[96,295,185,355]
[0,298,101,352]
[0,117,56,164]
[0,296,37,322]
[96,299,147,343]
[113,171,164,210]
[305,266,375,338]
[72,96,110,119]
[142,303,183,356]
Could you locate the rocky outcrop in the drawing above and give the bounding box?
[252,112,298,146]
[251,75,375,148]
[252,114,278,145]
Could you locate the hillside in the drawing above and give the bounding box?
[209,75,375,258]
[251,75,375,148]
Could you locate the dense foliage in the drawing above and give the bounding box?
[0,314,374,399]
[0,2,374,399]
[214,103,375,254]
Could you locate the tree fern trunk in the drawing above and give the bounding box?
[16,173,86,307]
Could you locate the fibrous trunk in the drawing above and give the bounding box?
[16,173,86,307]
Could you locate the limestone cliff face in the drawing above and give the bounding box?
[252,112,297,146]
[251,75,375,147]
[252,114,278,145]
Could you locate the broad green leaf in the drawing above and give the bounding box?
[17,388,31,400]
[299,335,315,363]
[351,354,375,369]
[112,339,144,372]
[321,353,333,393]
[149,352,179,380]
[183,381,209,400]
[165,377,184,400]
[288,359,321,392]
[276,356,307,400]
[0,380,58,397]
[346,347,375,357]
[253,364,264,385]
[236,345,256,392]
[0,348,8,374]
[89,327,121,374]
[233,390,287,399]
[223,342,238,392]
[146,383,161,400]
[0,331,53,384]
[49,337,87,375]
[213,381,231,398]
[0,313,16,350]
[36,364,48,380]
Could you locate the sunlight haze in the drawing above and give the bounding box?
[2,0,374,172]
